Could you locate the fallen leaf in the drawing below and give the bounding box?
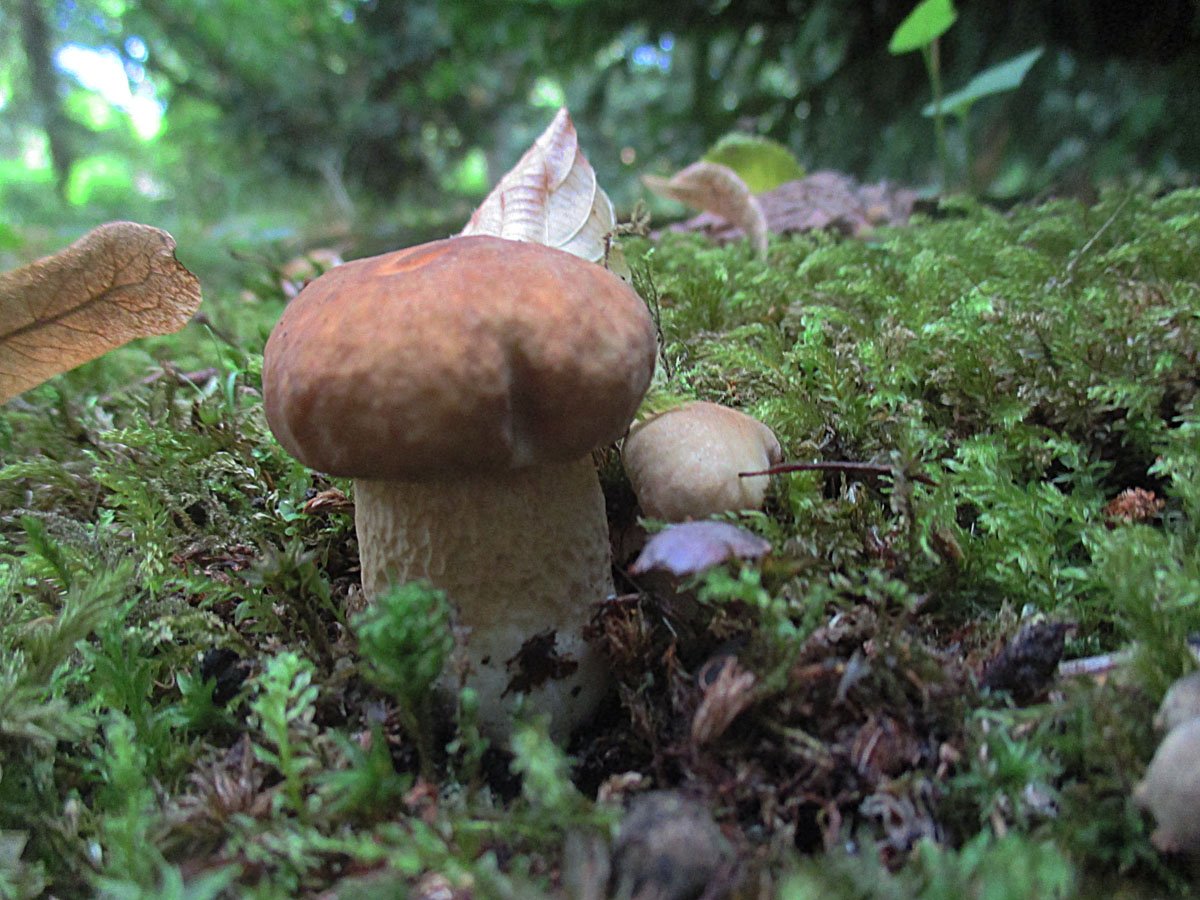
[630,521,771,578]
[643,160,768,258]
[1103,486,1164,524]
[0,222,202,403]
[302,487,354,516]
[691,655,757,745]
[461,107,617,265]
[666,170,916,243]
[702,132,805,193]
[279,247,344,299]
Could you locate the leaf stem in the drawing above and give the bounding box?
[923,39,950,191]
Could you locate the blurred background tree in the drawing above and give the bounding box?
[1,0,1197,253]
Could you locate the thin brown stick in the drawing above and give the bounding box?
[739,460,938,487]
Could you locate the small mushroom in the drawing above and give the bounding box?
[1154,670,1200,734]
[1135,717,1200,854]
[262,235,657,741]
[622,401,782,521]
[609,791,737,900]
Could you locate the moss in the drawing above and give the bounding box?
[2,189,1199,895]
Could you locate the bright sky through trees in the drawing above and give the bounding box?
[55,43,162,139]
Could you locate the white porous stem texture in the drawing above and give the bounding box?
[354,456,612,742]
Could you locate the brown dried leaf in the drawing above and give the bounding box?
[643,160,768,258]
[0,221,202,402]
[461,107,617,264]
[691,655,757,745]
[1103,486,1165,524]
[666,170,916,243]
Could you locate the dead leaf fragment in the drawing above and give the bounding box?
[666,170,916,243]
[691,655,757,745]
[1103,486,1165,524]
[461,107,617,264]
[0,222,202,402]
[630,521,771,578]
[643,161,768,258]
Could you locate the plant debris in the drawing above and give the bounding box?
[663,170,916,243]
[979,621,1072,703]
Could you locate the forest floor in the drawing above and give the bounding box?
[2,187,1199,898]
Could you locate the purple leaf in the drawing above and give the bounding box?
[630,521,772,578]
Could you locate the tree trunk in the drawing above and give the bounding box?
[19,0,74,195]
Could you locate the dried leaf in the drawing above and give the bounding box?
[666,170,917,243]
[643,160,768,258]
[691,655,757,745]
[630,521,771,578]
[0,222,202,402]
[461,107,617,264]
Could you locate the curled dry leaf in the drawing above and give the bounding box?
[0,221,202,403]
[461,107,617,265]
[643,160,768,258]
[666,170,917,243]
[630,520,771,578]
[691,655,757,745]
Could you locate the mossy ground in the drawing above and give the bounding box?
[1,188,1199,897]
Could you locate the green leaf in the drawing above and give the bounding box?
[889,0,958,54]
[702,133,805,194]
[923,47,1045,117]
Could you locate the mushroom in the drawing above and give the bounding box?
[1154,670,1200,734]
[262,235,657,740]
[1135,716,1200,854]
[622,401,782,521]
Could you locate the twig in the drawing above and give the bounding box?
[740,460,938,487]
[1059,194,1132,287]
[1057,649,1132,678]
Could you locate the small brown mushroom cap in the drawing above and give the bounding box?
[263,235,657,480]
[623,400,782,521]
[1135,716,1200,853]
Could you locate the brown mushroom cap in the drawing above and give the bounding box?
[263,235,657,480]
[623,400,782,521]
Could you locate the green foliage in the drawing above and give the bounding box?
[782,832,1074,899]
[237,541,344,665]
[249,651,321,821]
[510,717,585,820]
[93,712,167,886]
[888,0,958,55]
[352,581,454,779]
[320,726,412,820]
[891,1,1044,191]
[0,188,1197,894]
[923,48,1046,119]
[702,133,805,193]
[93,864,238,900]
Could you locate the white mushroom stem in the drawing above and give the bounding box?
[354,455,612,742]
